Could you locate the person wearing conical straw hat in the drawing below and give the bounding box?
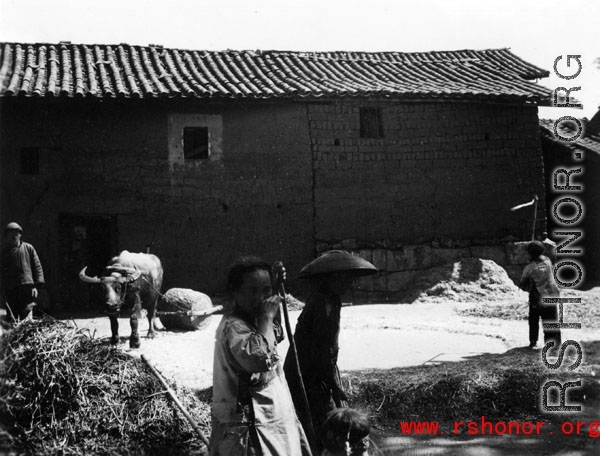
[283,250,378,454]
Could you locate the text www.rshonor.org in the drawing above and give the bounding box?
[399,417,600,437]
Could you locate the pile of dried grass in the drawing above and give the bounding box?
[344,342,600,429]
[212,293,305,313]
[347,366,540,424]
[0,318,211,455]
[414,258,527,304]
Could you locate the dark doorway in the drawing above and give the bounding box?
[59,214,117,310]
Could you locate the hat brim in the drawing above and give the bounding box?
[299,268,379,279]
[298,250,379,278]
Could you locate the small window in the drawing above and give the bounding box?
[168,114,222,165]
[20,147,40,175]
[360,108,383,138]
[183,127,209,159]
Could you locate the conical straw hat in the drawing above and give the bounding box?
[298,250,378,278]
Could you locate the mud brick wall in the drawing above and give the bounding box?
[308,100,546,245]
[1,96,548,308]
[0,99,315,304]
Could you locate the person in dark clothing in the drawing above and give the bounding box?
[284,272,351,447]
[284,250,377,453]
[519,240,561,349]
[1,222,45,322]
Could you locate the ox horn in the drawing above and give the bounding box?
[106,265,141,282]
[79,266,102,284]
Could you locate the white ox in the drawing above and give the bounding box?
[79,250,163,348]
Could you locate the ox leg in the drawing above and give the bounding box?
[130,312,141,348]
[109,315,119,344]
[147,301,157,339]
[129,293,142,349]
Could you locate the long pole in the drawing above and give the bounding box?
[4,301,16,323]
[531,195,539,241]
[273,262,318,455]
[141,354,210,448]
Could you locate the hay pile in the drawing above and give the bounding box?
[0,318,211,455]
[158,288,218,331]
[347,365,540,423]
[212,293,305,314]
[446,263,600,325]
[283,293,306,311]
[414,258,527,304]
[345,341,600,428]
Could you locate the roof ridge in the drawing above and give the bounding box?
[0,41,512,55]
[0,41,552,101]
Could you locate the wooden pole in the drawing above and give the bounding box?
[531,195,539,241]
[156,305,223,317]
[273,262,318,456]
[4,301,16,322]
[141,354,210,448]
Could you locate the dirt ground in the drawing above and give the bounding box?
[55,259,600,455]
[61,295,599,455]
[64,259,600,393]
[65,296,599,388]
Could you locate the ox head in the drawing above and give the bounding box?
[79,265,142,312]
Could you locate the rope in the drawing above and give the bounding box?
[139,275,218,315]
[140,275,166,299]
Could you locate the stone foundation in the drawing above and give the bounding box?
[317,239,532,302]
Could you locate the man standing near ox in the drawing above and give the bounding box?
[1,222,45,322]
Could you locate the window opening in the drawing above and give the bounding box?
[183,127,209,159]
[20,147,40,175]
[360,108,383,139]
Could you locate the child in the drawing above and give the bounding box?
[210,256,311,456]
[321,408,371,456]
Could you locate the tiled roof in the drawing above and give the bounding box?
[540,118,600,155]
[0,42,552,103]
